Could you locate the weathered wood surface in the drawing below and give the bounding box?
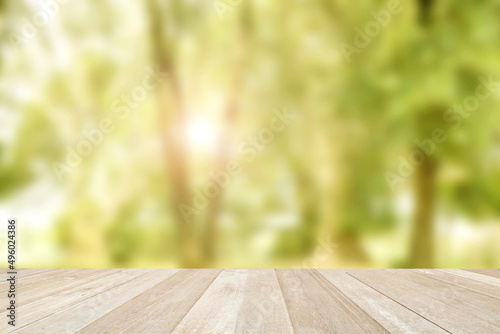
[1,269,499,333]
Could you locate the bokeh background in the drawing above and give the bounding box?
[1,0,499,268]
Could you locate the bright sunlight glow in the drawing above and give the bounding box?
[185,117,219,152]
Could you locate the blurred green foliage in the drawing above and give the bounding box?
[0,0,499,268]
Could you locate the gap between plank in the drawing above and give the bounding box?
[345,272,452,334]
[171,269,223,331]
[414,270,500,301]
[16,269,59,279]
[273,269,296,334]
[312,269,388,333]
[10,269,134,333]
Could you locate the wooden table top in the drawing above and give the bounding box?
[1,269,500,333]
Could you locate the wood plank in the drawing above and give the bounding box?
[416,269,500,299]
[1,269,109,329]
[439,269,500,288]
[465,269,500,279]
[318,269,448,333]
[2,269,129,333]
[12,269,119,307]
[3,270,120,332]
[387,269,500,324]
[348,269,500,333]
[3,269,500,333]
[276,269,388,333]
[173,269,293,333]
[0,269,68,290]
[0,269,54,291]
[276,269,331,333]
[18,269,56,276]
[4,269,57,280]
[1,269,62,288]
[1,269,100,301]
[234,269,293,333]
[173,269,248,333]
[79,269,221,333]
[13,269,180,334]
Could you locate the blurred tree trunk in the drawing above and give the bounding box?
[333,124,369,264]
[409,154,436,267]
[201,1,252,265]
[409,106,443,267]
[294,162,319,254]
[148,0,201,267]
[336,230,366,263]
[334,192,368,263]
[409,0,437,268]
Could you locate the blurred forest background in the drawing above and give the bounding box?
[0,0,499,268]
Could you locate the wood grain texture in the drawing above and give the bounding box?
[0,269,57,290]
[2,269,500,333]
[3,269,130,333]
[79,269,221,333]
[465,269,500,279]
[347,269,500,333]
[386,269,500,325]
[276,269,388,333]
[440,269,500,288]
[416,269,500,299]
[1,269,121,331]
[13,269,117,307]
[1,269,83,293]
[318,269,448,333]
[2,269,57,281]
[174,269,293,333]
[16,269,179,334]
